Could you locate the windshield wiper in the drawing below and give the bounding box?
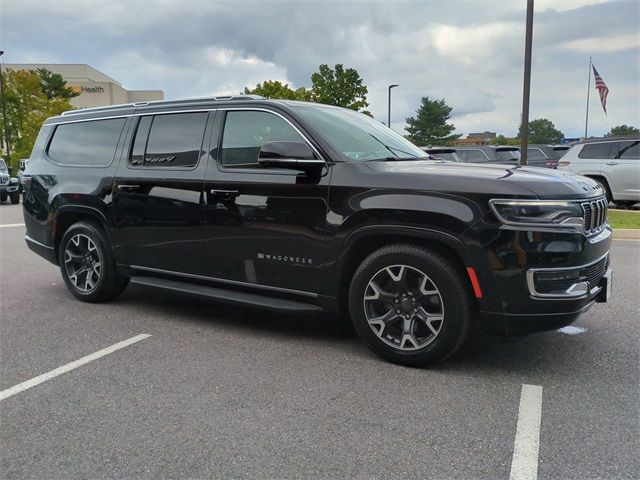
[365,156,432,162]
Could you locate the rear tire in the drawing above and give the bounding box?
[58,222,129,302]
[348,244,472,367]
[10,191,20,204]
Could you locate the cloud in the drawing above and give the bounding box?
[1,0,638,138]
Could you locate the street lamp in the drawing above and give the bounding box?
[0,50,10,165]
[387,84,399,128]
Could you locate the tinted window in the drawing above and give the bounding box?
[460,150,488,162]
[142,112,208,167]
[617,140,639,159]
[495,149,519,161]
[130,116,152,165]
[48,118,126,166]
[578,142,614,159]
[552,147,569,159]
[221,111,305,167]
[527,148,547,160]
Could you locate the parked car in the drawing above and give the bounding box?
[0,157,20,204]
[420,146,463,162]
[557,136,639,206]
[525,144,570,168]
[455,145,520,165]
[17,158,30,192]
[23,96,612,366]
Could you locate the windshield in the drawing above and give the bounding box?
[295,105,427,161]
[0,159,7,173]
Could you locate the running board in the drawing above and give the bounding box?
[130,276,322,312]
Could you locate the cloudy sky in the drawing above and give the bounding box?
[1,0,638,138]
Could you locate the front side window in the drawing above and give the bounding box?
[130,112,208,168]
[220,110,306,168]
[617,140,639,159]
[48,118,126,166]
[294,105,426,161]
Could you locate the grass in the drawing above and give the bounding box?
[608,209,640,229]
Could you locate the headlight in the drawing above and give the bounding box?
[489,199,584,232]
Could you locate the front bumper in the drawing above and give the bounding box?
[474,224,612,336]
[0,184,19,194]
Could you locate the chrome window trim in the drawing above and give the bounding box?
[526,251,609,299]
[217,107,326,164]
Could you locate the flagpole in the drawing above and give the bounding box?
[584,56,592,139]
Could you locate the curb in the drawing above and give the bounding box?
[613,229,640,240]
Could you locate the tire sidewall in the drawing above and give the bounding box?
[349,248,470,366]
[58,222,112,301]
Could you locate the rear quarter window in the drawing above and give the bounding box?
[47,118,126,166]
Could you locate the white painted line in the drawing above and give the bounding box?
[0,223,25,228]
[510,384,543,480]
[0,333,151,402]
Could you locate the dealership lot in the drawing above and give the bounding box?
[1,203,638,479]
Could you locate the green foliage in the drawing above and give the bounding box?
[404,97,461,146]
[520,118,564,144]
[0,69,73,168]
[243,80,311,101]
[34,68,80,100]
[491,135,520,146]
[605,124,639,137]
[310,64,369,111]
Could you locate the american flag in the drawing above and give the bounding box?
[592,65,609,114]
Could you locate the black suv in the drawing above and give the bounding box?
[22,96,612,366]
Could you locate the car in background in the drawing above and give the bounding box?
[455,145,520,165]
[526,144,570,168]
[17,159,30,192]
[420,146,463,162]
[0,157,20,204]
[557,136,639,206]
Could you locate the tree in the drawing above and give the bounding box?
[605,124,639,137]
[404,97,461,146]
[33,68,80,100]
[0,69,73,168]
[310,64,369,111]
[243,80,311,101]
[521,118,564,144]
[490,135,520,146]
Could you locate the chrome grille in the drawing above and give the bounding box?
[581,197,608,235]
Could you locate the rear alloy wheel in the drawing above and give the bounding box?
[59,222,129,302]
[349,244,472,366]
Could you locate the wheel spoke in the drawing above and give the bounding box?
[385,265,408,290]
[415,307,443,336]
[64,233,102,293]
[367,309,398,338]
[419,274,439,297]
[364,281,396,304]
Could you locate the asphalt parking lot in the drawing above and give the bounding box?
[1,203,638,480]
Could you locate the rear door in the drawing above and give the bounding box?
[112,109,213,275]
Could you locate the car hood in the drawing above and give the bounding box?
[364,160,604,199]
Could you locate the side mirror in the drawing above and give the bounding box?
[258,141,324,174]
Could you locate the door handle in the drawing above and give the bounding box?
[118,184,141,191]
[210,189,239,199]
[604,161,618,166]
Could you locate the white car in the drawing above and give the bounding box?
[558,137,639,207]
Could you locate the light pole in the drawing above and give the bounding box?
[387,84,398,128]
[0,51,10,166]
[519,0,534,166]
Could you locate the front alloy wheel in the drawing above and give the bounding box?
[364,265,444,351]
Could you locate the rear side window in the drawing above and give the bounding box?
[527,148,547,160]
[130,112,208,168]
[616,141,639,159]
[495,149,519,161]
[48,118,126,166]
[460,150,488,162]
[578,142,614,159]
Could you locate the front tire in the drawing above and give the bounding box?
[10,191,20,204]
[58,222,129,302]
[348,244,472,367]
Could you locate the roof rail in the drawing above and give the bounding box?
[59,94,266,117]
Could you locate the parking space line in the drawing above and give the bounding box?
[0,333,151,402]
[510,384,543,480]
[0,223,25,228]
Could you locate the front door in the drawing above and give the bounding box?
[201,108,332,295]
[112,110,213,275]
